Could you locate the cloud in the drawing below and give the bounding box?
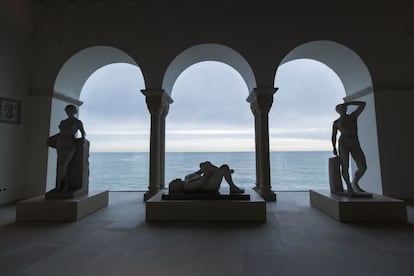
[79,63,148,126]
[167,61,252,128]
[79,59,345,152]
[270,138,332,151]
[271,59,345,143]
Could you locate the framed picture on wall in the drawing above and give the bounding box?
[0,97,21,124]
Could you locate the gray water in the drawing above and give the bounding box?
[89,151,331,191]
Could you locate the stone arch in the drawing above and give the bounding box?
[46,46,145,192]
[277,40,373,96]
[274,40,382,194]
[54,46,143,101]
[162,43,256,97]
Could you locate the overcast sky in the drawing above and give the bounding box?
[79,59,345,152]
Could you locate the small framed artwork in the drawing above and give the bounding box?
[0,97,21,124]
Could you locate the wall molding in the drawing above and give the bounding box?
[343,87,373,101]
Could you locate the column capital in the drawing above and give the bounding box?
[247,87,278,114]
[141,89,173,115]
[246,87,278,103]
[141,89,173,103]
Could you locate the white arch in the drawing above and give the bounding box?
[162,43,256,96]
[279,40,373,96]
[54,46,140,100]
[274,40,382,194]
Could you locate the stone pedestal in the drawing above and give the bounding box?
[146,189,266,223]
[16,190,109,222]
[46,139,90,199]
[309,189,407,222]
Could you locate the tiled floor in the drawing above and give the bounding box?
[1,191,413,276]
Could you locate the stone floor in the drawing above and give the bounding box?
[0,191,413,276]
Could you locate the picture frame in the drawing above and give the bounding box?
[0,97,21,124]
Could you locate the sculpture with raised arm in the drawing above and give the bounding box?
[46,104,90,199]
[331,101,371,197]
[168,161,245,194]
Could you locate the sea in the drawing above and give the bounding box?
[89,151,332,191]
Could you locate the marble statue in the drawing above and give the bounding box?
[46,104,90,199]
[168,161,245,194]
[331,101,372,197]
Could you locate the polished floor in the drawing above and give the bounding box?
[1,191,413,276]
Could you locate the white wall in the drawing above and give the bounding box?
[23,96,52,198]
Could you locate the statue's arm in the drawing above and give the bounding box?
[345,101,366,117]
[78,121,86,138]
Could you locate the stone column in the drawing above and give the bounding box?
[251,104,261,191]
[247,87,278,201]
[159,104,169,189]
[141,89,172,201]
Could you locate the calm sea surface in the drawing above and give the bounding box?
[89,151,332,191]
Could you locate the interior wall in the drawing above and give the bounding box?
[0,20,32,203]
[375,90,414,200]
[23,96,52,198]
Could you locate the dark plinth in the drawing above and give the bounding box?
[146,189,266,223]
[16,190,109,222]
[310,189,407,222]
[162,192,251,200]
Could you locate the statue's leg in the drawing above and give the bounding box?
[351,146,367,192]
[204,170,224,192]
[220,165,244,193]
[338,147,353,193]
[56,148,76,191]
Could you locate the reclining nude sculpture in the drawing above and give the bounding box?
[168,161,245,194]
[46,104,90,199]
[330,101,372,197]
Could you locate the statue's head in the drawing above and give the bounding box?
[65,104,78,116]
[199,161,213,171]
[169,178,184,193]
[335,104,346,115]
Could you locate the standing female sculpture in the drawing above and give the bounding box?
[48,104,86,192]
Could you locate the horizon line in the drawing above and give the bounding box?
[89,150,332,153]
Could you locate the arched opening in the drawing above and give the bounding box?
[49,46,146,191]
[162,43,256,95]
[162,44,257,190]
[165,61,254,190]
[272,41,381,194]
[271,59,345,190]
[79,63,148,191]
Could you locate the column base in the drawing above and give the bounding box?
[144,190,160,201]
[256,189,277,201]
